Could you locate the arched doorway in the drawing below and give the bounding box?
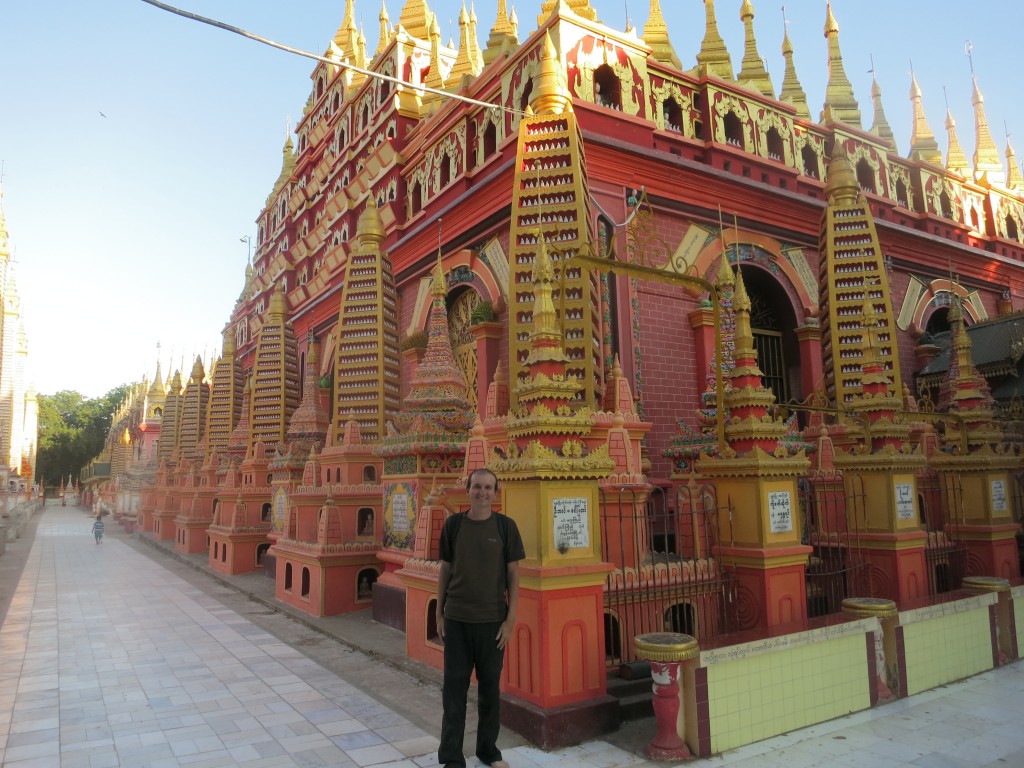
[741,266,802,405]
[448,287,480,411]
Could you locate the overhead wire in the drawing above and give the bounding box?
[137,0,519,116]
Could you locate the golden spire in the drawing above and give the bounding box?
[469,3,484,73]
[820,3,861,127]
[1006,137,1024,191]
[448,3,474,84]
[531,30,571,115]
[424,13,446,90]
[268,281,287,322]
[333,0,359,59]
[908,73,941,164]
[431,250,446,297]
[732,264,754,358]
[695,0,734,80]
[643,0,681,70]
[869,75,895,148]
[824,143,859,206]
[529,234,560,344]
[715,250,735,287]
[484,0,517,65]
[737,0,773,96]
[779,23,809,118]
[972,77,1005,184]
[376,0,391,56]
[356,196,386,245]
[356,25,368,68]
[509,5,518,38]
[944,101,969,174]
[270,134,296,199]
[0,181,8,262]
[398,0,432,40]
[536,0,597,27]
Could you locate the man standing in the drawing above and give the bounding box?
[436,468,525,768]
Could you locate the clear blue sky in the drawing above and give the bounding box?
[1,0,1021,398]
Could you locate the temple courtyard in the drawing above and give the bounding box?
[0,501,1021,768]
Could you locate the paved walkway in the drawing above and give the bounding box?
[0,504,1022,768]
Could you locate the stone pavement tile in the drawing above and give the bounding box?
[392,733,439,757]
[332,727,386,750]
[316,716,370,737]
[0,738,60,762]
[346,741,406,765]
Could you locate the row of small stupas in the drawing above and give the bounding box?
[83,0,1024,479]
[0,184,37,492]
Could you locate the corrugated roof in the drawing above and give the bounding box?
[917,311,1024,377]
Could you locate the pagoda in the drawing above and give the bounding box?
[374,254,474,628]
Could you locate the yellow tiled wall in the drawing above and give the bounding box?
[1014,592,1024,652]
[705,632,869,754]
[902,605,991,696]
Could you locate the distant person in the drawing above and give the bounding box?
[435,468,525,768]
[92,515,104,545]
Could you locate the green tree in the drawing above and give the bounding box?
[36,384,131,492]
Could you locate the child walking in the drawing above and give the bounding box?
[92,515,104,544]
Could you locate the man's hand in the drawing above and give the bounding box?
[496,618,514,650]
[436,604,446,642]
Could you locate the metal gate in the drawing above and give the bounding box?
[920,471,967,595]
[800,472,868,616]
[601,483,736,667]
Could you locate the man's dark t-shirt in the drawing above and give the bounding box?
[439,513,526,624]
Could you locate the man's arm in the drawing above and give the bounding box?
[496,560,519,650]
[436,560,451,642]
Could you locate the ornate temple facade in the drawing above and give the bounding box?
[87,0,1024,755]
[0,183,37,495]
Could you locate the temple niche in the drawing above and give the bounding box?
[89,0,1024,758]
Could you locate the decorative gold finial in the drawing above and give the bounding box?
[643,0,681,70]
[778,6,809,118]
[736,0,773,96]
[695,0,734,80]
[824,143,860,206]
[972,76,1005,184]
[821,3,861,127]
[531,30,571,115]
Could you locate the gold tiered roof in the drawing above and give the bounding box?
[508,32,602,408]
[177,356,210,461]
[158,370,183,463]
[250,285,300,450]
[204,328,243,455]
[332,198,400,444]
[819,145,903,407]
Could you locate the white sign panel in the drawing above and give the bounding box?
[768,491,793,533]
[991,479,1008,512]
[392,493,409,532]
[553,497,589,550]
[895,482,915,520]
